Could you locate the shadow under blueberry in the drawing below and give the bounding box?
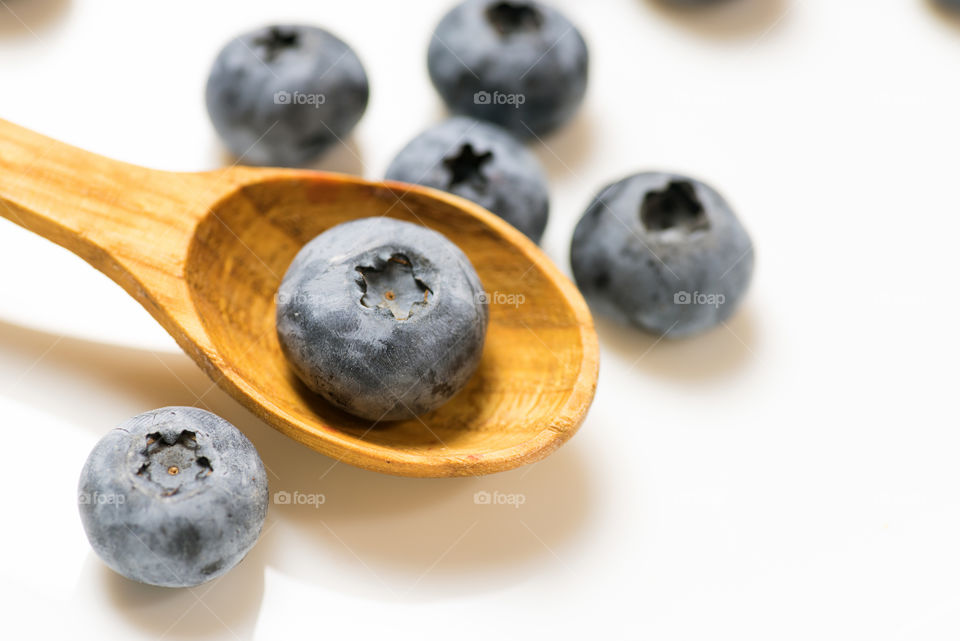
[595,305,759,380]
[925,0,960,30]
[285,359,501,448]
[288,372,388,432]
[216,134,366,177]
[528,107,597,179]
[306,133,366,177]
[643,0,790,41]
[78,533,267,639]
[0,0,71,39]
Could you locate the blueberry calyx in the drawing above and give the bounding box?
[485,2,544,35]
[443,143,494,189]
[356,254,432,321]
[253,27,300,62]
[137,430,214,495]
[640,180,711,234]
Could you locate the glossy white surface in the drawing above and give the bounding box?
[2,0,959,639]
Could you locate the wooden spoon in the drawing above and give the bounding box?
[0,120,598,477]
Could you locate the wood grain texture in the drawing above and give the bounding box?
[0,119,599,477]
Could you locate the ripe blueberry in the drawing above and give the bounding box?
[276,218,489,421]
[427,1,589,138]
[78,407,268,587]
[386,117,550,243]
[570,172,754,337]
[205,24,369,167]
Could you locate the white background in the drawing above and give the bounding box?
[1,0,959,638]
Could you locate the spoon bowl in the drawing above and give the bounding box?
[0,120,598,477]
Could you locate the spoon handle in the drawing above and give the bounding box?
[0,119,210,267]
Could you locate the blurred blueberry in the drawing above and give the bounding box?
[78,407,268,588]
[570,172,754,338]
[386,117,550,243]
[277,218,488,420]
[206,24,369,167]
[428,0,589,138]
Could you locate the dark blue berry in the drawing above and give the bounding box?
[386,117,550,243]
[78,407,268,587]
[570,172,754,337]
[276,218,489,420]
[205,25,369,167]
[427,1,589,138]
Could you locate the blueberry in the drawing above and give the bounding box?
[385,117,550,243]
[78,407,268,588]
[570,172,754,338]
[276,218,489,420]
[205,24,369,167]
[427,1,589,138]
